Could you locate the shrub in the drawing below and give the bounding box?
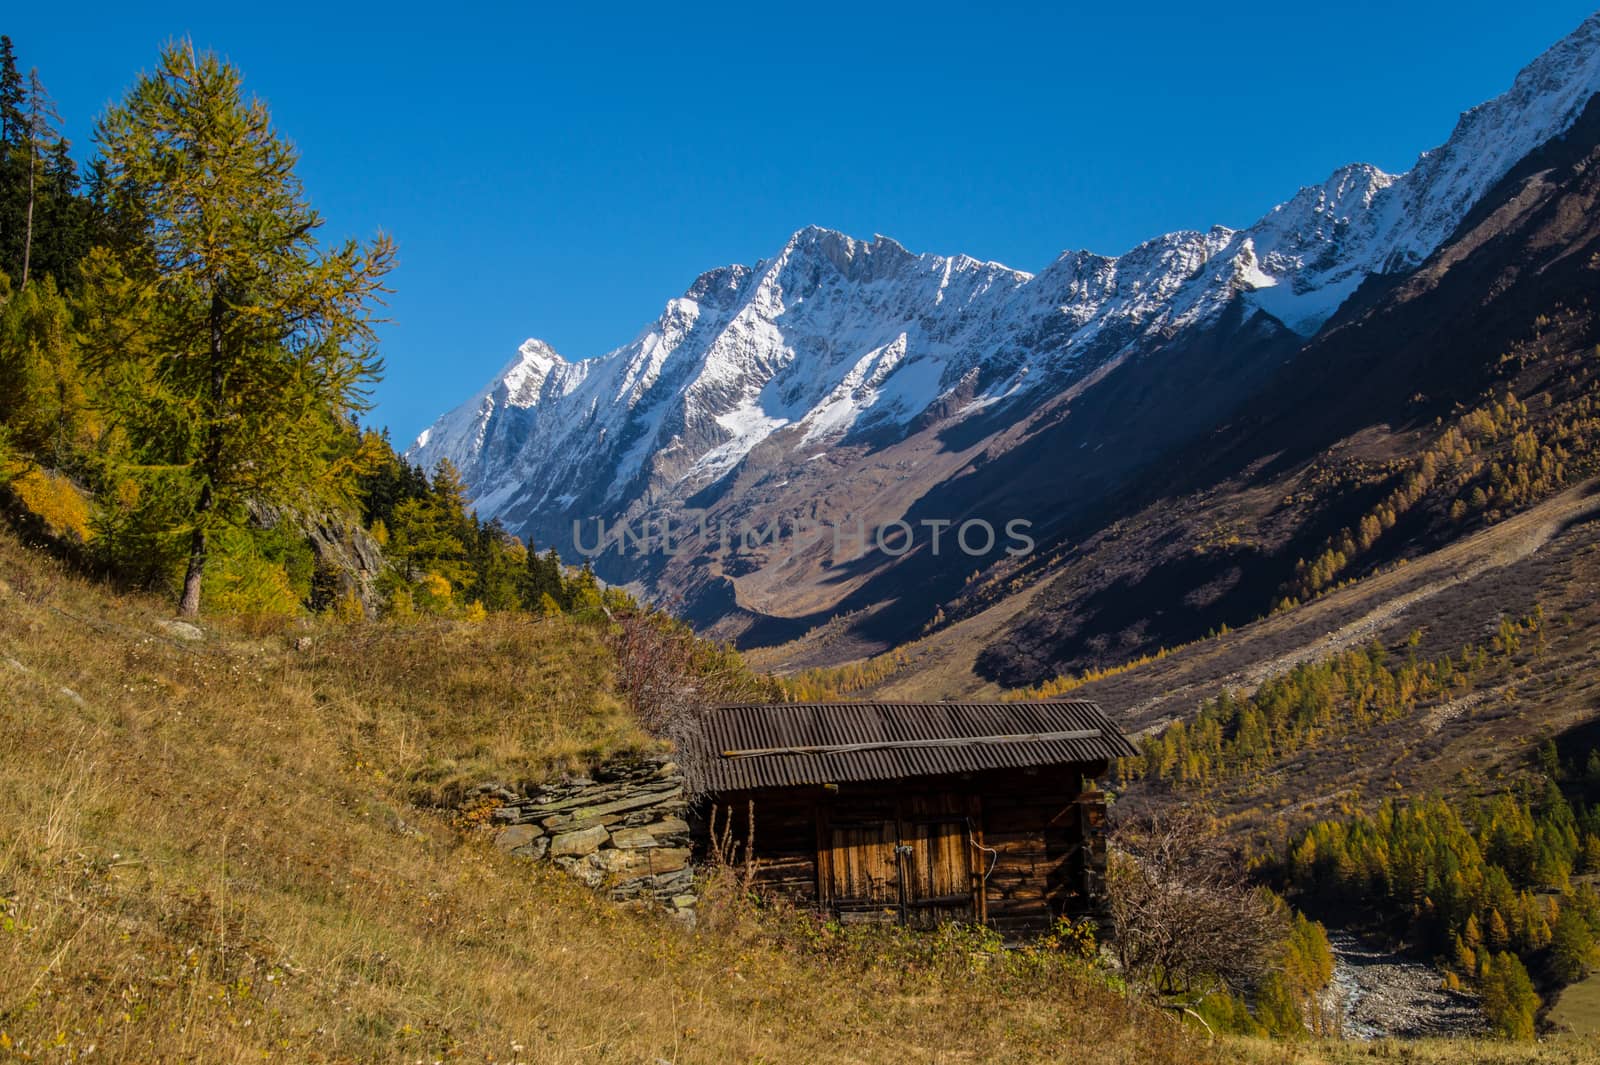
[415,572,452,614]
[202,527,302,617]
[8,467,93,545]
[91,469,193,590]
[333,587,366,624]
[1108,809,1284,997]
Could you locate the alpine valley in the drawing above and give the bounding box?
[21,10,1600,1061]
[413,11,1600,698]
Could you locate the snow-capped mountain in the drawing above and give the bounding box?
[412,12,1600,603]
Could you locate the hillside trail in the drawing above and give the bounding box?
[1231,480,1600,690]
[1124,480,1600,725]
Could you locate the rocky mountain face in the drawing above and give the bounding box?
[413,13,1600,681]
[972,88,1600,685]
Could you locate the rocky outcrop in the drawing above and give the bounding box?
[248,500,386,616]
[468,753,697,918]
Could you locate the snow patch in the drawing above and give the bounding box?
[407,12,1600,529]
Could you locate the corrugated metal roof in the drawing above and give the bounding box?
[680,701,1137,793]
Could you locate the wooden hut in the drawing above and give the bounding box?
[679,701,1136,933]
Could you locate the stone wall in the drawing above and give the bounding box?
[471,753,697,918]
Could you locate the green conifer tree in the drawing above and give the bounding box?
[1480,952,1538,1040]
[37,137,87,284]
[0,36,27,280]
[0,37,22,146]
[87,42,394,616]
[522,543,567,611]
[1552,907,1597,983]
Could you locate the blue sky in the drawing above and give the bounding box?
[8,2,1599,442]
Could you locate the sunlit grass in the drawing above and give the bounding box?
[2,527,1597,1063]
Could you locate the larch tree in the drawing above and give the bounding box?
[88,41,394,616]
[20,67,61,288]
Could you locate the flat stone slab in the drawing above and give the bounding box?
[645,816,690,838]
[156,619,205,641]
[607,826,659,850]
[562,787,683,824]
[494,824,543,852]
[513,836,549,860]
[591,846,688,877]
[549,824,610,857]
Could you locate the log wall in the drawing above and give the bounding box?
[697,761,1109,933]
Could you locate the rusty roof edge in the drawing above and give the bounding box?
[680,700,1138,793]
[718,728,1106,759]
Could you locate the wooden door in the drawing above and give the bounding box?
[825,819,900,921]
[898,796,975,929]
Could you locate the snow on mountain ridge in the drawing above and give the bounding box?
[411,13,1600,534]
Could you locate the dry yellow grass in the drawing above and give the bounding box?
[1,526,1595,1064]
[1229,1036,1600,1064]
[0,529,1210,1064]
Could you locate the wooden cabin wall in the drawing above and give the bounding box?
[700,788,825,904]
[976,770,1108,932]
[697,762,1110,933]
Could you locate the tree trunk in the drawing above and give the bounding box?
[178,291,226,618]
[21,136,35,288]
[178,515,206,617]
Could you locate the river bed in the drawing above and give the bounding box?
[1321,932,1485,1039]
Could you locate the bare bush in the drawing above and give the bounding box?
[706,798,757,883]
[607,611,703,732]
[1107,807,1285,997]
[606,610,777,786]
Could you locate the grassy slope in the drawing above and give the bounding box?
[0,529,1208,1064]
[2,528,1596,1063]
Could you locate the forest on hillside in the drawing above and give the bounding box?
[0,35,648,631]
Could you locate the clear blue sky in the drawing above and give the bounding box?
[8,2,1599,442]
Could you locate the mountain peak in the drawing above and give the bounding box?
[1374,11,1600,270]
[497,339,565,400]
[411,11,1600,540]
[516,337,563,365]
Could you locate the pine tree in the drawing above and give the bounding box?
[568,559,603,615]
[0,36,26,280]
[428,459,474,549]
[389,490,471,590]
[87,42,394,616]
[1480,952,1538,1040]
[465,517,523,611]
[522,544,567,612]
[1552,907,1597,983]
[0,274,86,459]
[0,38,19,140]
[37,137,86,284]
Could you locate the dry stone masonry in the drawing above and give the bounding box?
[472,754,697,917]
